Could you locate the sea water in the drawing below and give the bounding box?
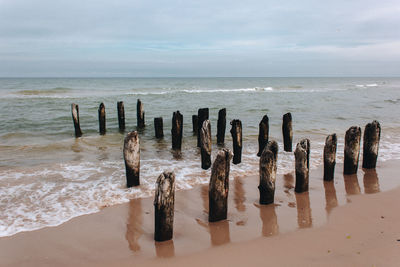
[1,77,400,237]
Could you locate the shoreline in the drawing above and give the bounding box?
[0,159,399,266]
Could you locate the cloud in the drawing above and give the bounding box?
[0,0,399,76]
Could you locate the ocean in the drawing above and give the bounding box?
[1,77,400,237]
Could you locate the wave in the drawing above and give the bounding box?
[15,87,72,96]
[125,87,274,96]
[356,83,379,88]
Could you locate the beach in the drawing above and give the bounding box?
[1,77,400,266]
[0,159,399,266]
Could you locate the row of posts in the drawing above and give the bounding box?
[71,101,381,242]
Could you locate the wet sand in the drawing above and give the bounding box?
[0,160,399,266]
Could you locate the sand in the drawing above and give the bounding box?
[0,160,399,266]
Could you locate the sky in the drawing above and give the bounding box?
[0,0,400,77]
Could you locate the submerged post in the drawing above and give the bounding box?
[197,108,209,147]
[71,103,82,137]
[171,111,183,150]
[323,134,337,181]
[209,148,232,222]
[192,115,198,135]
[282,113,293,152]
[362,120,381,169]
[117,101,125,132]
[230,119,242,164]
[98,103,106,135]
[217,108,226,145]
[123,131,140,187]
[154,117,164,138]
[257,115,269,156]
[137,99,145,128]
[200,120,212,170]
[295,138,310,193]
[154,171,175,242]
[259,141,278,204]
[344,126,361,174]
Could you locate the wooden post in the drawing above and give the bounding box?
[217,108,226,145]
[154,171,175,242]
[257,115,269,156]
[323,134,337,181]
[362,120,381,169]
[98,102,106,135]
[192,115,198,134]
[117,101,125,132]
[197,108,209,147]
[71,103,82,137]
[123,131,140,187]
[230,119,242,164]
[294,138,310,193]
[137,99,145,128]
[200,120,212,170]
[171,111,183,150]
[282,113,293,152]
[209,148,232,222]
[154,117,164,138]
[258,140,278,204]
[344,126,361,175]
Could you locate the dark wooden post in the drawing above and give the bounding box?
[117,101,125,132]
[230,119,242,164]
[344,126,361,175]
[154,117,164,138]
[257,115,269,156]
[197,108,209,147]
[154,171,175,242]
[323,134,337,181]
[209,148,232,222]
[171,111,183,150]
[123,131,140,187]
[200,120,212,170]
[217,108,226,145]
[294,138,310,193]
[71,103,82,137]
[362,120,381,169]
[258,140,278,204]
[137,99,145,128]
[98,102,106,135]
[282,113,293,152]
[192,115,198,134]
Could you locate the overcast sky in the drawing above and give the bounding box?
[1,0,399,77]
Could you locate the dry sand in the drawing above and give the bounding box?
[0,160,399,266]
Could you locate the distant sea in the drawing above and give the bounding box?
[1,77,400,237]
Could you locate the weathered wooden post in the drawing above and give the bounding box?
[117,101,125,132]
[200,120,212,170]
[362,120,381,169]
[257,115,269,156]
[154,117,164,138]
[258,140,278,204]
[282,113,293,152]
[71,103,82,137]
[230,119,242,164]
[197,108,209,147]
[123,131,140,187]
[171,111,183,150]
[344,126,361,175]
[192,115,198,134]
[154,171,175,242]
[294,138,310,193]
[209,148,232,222]
[217,108,226,145]
[137,99,145,128]
[98,102,106,135]
[323,134,337,181]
